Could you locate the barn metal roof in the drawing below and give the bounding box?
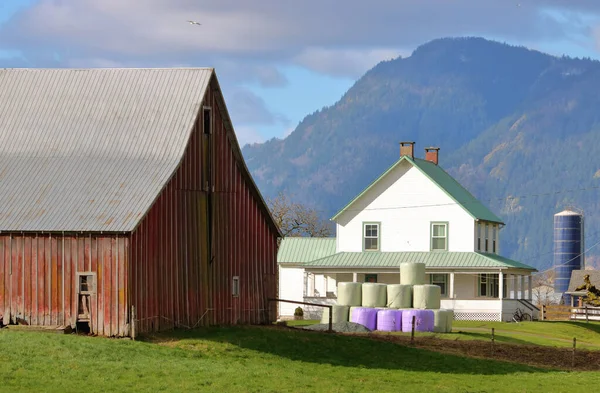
[302,251,536,270]
[0,68,215,232]
[277,237,337,263]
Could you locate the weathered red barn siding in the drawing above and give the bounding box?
[0,234,129,336]
[129,77,279,334]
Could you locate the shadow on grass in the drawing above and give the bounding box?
[145,326,550,376]
[452,331,548,346]
[546,320,600,335]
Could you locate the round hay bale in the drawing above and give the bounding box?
[349,307,378,330]
[413,284,441,309]
[320,305,350,324]
[361,283,387,307]
[400,263,426,285]
[386,284,412,308]
[432,309,448,333]
[337,282,362,306]
[376,309,403,332]
[401,309,435,333]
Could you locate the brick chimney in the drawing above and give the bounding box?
[425,147,440,165]
[399,141,415,159]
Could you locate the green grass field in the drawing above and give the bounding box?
[2,323,600,392]
[291,319,600,350]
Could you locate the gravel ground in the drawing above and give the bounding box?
[301,322,371,333]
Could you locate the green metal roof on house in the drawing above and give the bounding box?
[331,156,504,224]
[277,237,337,263]
[302,252,536,271]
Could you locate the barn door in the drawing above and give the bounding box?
[76,272,96,328]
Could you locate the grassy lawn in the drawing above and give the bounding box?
[284,319,320,327]
[287,318,600,350]
[445,320,600,349]
[2,325,600,392]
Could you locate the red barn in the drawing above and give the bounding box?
[0,68,280,336]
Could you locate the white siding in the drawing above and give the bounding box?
[278,266,305,317]
[336,161,475,252]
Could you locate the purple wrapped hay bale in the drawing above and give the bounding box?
[401,309,434,333]
[350,307,378,331]
[376,309,403,332]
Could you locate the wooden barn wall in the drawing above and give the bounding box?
[130,78,278,334]
[0,234,129,336]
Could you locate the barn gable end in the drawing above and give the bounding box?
[0,69,280,335]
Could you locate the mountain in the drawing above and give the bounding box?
[242,37,600,270]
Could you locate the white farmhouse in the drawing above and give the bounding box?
[278,142,538,321]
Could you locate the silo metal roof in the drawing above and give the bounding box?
[0,68,212,232]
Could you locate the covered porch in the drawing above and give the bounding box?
[302,268,538,321]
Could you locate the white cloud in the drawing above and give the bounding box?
[294,47,406,78]
[233,125,265,147]
[226,87,290,126]
[2,0,598,77]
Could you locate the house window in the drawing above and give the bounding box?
[365,274,378,283]
[363,223,380,251]
[478,274,507,298]
[484,224,489,252]
[492,225,497,254]
[431,222,448,251]
[232,276,240,297]
[430,274,448,297]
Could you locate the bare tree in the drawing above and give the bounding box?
[267,192,333,237]
[532,270,559,307]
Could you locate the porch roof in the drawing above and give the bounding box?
[302,251,536,271]
[277,237,337,263]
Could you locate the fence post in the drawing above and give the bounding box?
[328,305,333,333]
[585,306,589,323]
[131,305,136,341]
[541,305,545,321]
[572,337,576,368]
[411,315,416,344]
[491,328,495,356]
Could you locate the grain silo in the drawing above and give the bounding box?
[553,209,585,303]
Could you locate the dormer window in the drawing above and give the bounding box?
[485,223,489,252]
[431,222,448,251]
[363,223,380,251]
[492,225,497,254]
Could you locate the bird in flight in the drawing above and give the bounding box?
[187,20,201,25]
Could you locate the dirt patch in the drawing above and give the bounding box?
[364,334,600,371]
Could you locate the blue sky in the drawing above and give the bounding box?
[2,1,600,146]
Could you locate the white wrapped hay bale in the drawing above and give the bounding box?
[337,282,362,306]
[413,284,441,309]
[400,262,426,285]
[444,309,454,332]
[320,305,351,324]
[386,284,412,308]
[361,283,387,307]
[432,309,454,333]
[432,309,448,333]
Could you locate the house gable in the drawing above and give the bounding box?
[332,155,503,224]
[335,157,477,252]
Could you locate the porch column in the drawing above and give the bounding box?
[521,275,526,300]
[508,274,514,299]
[528,275,532,301]
[352,273,358,283]
[499,272,504,299]
[449,272,455,299]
